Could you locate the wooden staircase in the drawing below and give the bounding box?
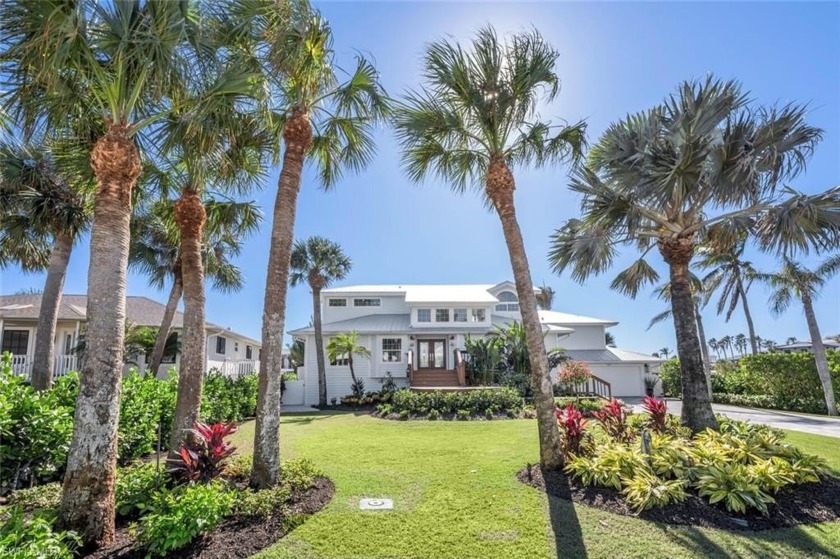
[411,369,460,388]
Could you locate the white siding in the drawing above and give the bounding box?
[557,326,605,350]
[321,295,409,323]
[589,364,645,397]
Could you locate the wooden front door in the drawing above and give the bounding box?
[417,339,446,369]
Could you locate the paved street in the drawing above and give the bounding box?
[626,398,840,438]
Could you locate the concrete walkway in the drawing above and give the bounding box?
[625,398,840,438]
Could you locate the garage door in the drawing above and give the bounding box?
[589,364,644,397]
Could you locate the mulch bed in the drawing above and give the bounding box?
[517,464,840,531]
[84,477,334,559]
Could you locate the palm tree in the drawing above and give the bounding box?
[708,338,720,359]
[1,0,208,543]
[734,334,748,356]
[536,284,555,310]
[698,239,760,354]
[130,198,262,378]
[755,256,840,415]
[605,332,616,347]
[326,331,370,394]
[762,339,777,352]
[786,336,799,345]
[658,348,672,360]
[244,3,390,488]
[0,140,91,390]
[287,340,305,369]
[720,335,734,360]
[549,77,825,432]
[290,236,352,407]
[648,274,712,395]
[393,26,585,469]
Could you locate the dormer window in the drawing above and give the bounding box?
[495,291,519,312]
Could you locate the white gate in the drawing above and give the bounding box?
[282,379,305,407]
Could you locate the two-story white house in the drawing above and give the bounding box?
[287,281,660,406]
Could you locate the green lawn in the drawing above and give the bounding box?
[229,414,840,559]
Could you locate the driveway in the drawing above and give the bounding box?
[624,398,840,438]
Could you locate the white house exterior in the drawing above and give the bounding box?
[287,281,661,407]
[0,293,262,380]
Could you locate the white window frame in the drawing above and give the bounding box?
[471,308,487,322]
[453,308,467,323]
[417,308,431,323]
[381,337,402,363]
[216,336,226,355]
[328,298,347,307]
[435,308,450,322]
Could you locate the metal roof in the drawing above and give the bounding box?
[564,348,661,363]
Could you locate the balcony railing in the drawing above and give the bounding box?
[7,354,79,380]
[207,359,260,378]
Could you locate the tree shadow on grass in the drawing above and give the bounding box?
[539,466,588,559]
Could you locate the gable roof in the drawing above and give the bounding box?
[0,293,260,346]
[564,348,661,363]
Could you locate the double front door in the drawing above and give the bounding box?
[418,339,446,369]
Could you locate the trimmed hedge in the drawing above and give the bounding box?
[386,388,523,417]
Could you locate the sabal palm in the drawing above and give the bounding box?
[755,255,840,415]
[648,273,712,395]
[130,197,262,379]
[0,140,92,390]
[290,236,352,407]
[393,26,585,469]
[242,2,389,488]
[326,330,370,390]
[698,239,759,355]
[549,77,826,432]
[1,0,206,543]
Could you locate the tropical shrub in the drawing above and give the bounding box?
[223,454,253,482]
[693,463,776,515]
[553,397,608,416]
[0,507,80,559]
[388,388,523,418]
[136,482,234,556]
[565,441,648,490]
[592,399,634,442]
[642,396,668,433]
[232,459,320,517]
[350,378,366,399]
[621,471,688,512]
[658,358,682,397]
[5,482,62,512]
[116,463,162,518]
[201,372,259,423]
[555,403,590,458]
[556,360,592,394]
[119,371,177,463]
[168,422,238,484]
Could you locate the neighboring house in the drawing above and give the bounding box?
[774,339,840,353]
[0,293,262,380]
[287,281,661,407]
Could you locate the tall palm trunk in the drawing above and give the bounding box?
[486,157,562,469]
[58,125,141,549]
[660,237,717,432]
[310,282,328,407]
[252,110,312,489]
[802,293,838,416]
[169,189,207,450]
[694,301,712,397]
[31,231,73,390]
[734,270,758,355]
[148,263,182,377]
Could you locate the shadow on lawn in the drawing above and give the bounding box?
[659,523,839,559]
[543,467,588,558]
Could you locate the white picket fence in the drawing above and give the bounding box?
[8,354,79,379]
[207,359,260,377]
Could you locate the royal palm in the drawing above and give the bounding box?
[394,27,586,468]
[549,77,823,431]
[290,236,352,407]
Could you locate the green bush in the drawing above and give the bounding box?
[115,463,163,518]
[389,388,523,418]
[201,372,259,423]
[234,485,292,517]
[136,481,234,556]
[119,371,177,463]
[658,358,682,397]
[0,506,80,559]
[554,397,607,416]
[713,393,829,415]
[6,482,62,512]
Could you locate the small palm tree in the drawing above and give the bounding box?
[241,2,390,488]
[0,140,92,390]
[327,331,370,397]
[698,239,760,355]
[734,334,748,356]
[605,332,616,347]
[290,237,352,407]
[549,77,826,432]
[287,340,305,370]
[708,338,719,359]
[755,256,840,415]
[535,284,555,310]
[394,26,585,469]
[786,337,799,345]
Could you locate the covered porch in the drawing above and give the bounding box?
[406,336,467,389]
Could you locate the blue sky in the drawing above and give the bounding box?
[2,1,839,354]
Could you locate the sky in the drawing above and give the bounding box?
[2,1,839,355]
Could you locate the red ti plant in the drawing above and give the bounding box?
[168,422,238,484]
[592,398,634,443]
[555,403,589,458]
[642,395,668,433]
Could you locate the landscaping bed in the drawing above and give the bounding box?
[518,464,840,531]
[374,387,526,420]
[84,476,335,559]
